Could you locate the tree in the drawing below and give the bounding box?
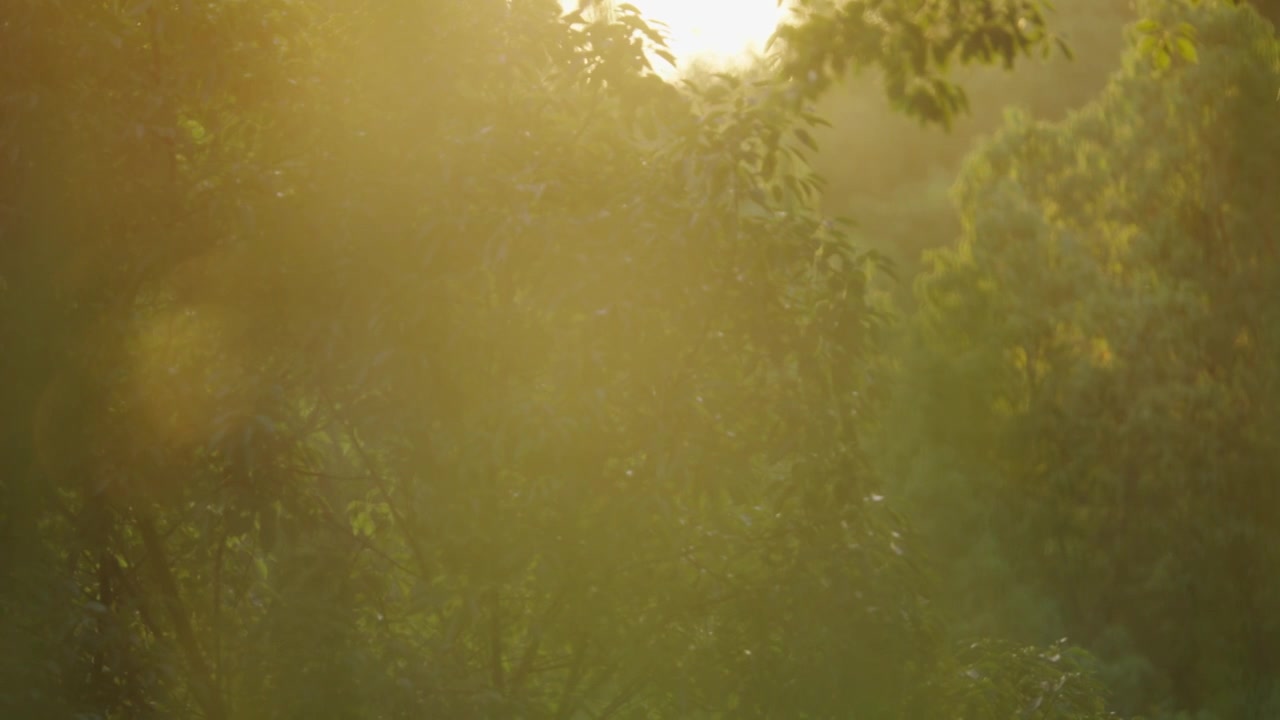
[1,1,1111,718]
[880,1,1280,716]
[807,0,1136,303]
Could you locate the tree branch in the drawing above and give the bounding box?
[135,507,226,720]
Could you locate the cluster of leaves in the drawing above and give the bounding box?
[877,1,1280,717]
[807,0,1136,301]
[773,0,1072,127]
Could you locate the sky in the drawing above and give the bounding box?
[561,0,790,75]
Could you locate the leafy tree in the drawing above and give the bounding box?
[774,0,1073,127]
[880,1,1280,717]
[808,0,1135,300]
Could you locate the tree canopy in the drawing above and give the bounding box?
[3,1,1276,719]
[878,1,1280,716]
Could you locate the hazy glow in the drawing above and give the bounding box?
[566,1,789,75]
[130,303,235,452]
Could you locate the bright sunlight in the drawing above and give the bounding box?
[565,0,790,74]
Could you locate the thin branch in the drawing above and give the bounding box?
[554,638,594,720]
[325,391,436,581]
[594,666,655,720]
[509,585,570,692]
[306,484,425,581]
[211,512,225,700]
[490,586,506,693]
[135,507,225,720]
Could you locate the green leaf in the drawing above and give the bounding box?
[793,127,818,152]
[1175,37,1198,63]
[352,509,376,537]
[1153,47,1172,71]
[763,150,777,179]
[1134,18,1161,34]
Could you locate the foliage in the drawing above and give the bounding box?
[879,1,1280,717]
[807,0,1136,302]
[0,1,1117,719]
[773,0,1072,128]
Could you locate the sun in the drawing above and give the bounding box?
[564,1,790,76]
[627,0,788,70]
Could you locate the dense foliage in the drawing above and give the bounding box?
[3,1,1276,719]
[812,0,1277,305]
[0,1,1116,719]
[810,0,1136,296]
[878,2,1280,718]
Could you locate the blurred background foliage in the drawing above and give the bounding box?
[870,2,1280,718]
[809,0,1138,301]
[0,0,1276,718]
